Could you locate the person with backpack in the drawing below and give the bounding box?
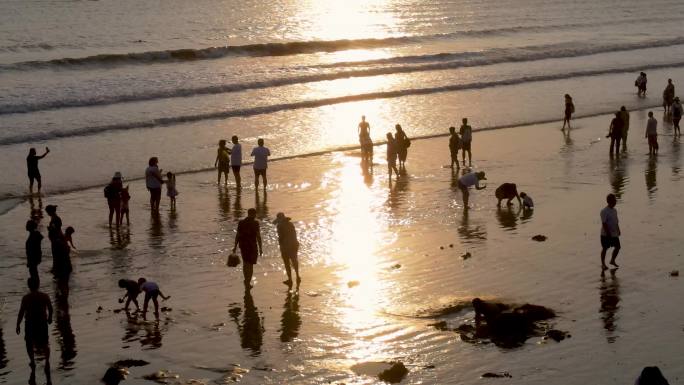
[104,172,123,227]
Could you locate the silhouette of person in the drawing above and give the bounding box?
[16,277,53,385]
[394,124,409,169]
[145,157,164,212]
[635,366,670,385]
[562,94,574,130]
[233,208,262,288]
[607,112,623,157]
[27,147,49,194]
[598,269,620,343]
[459,118,473,166]
[600,193,621,270]
[358,116,373,164]
[457,171,486,208]
[448,126,461,169]
[273,213,301,286]
[385,133,399,182]
[251,138,271,191]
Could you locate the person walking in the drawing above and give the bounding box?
[562,94,574,130]
[635,72,647,97]
[448,126,461,169]
[231,136,243,187]
[607,112,624,157]
[145,157,164,211]
[233,208,262,288]
[672,97,682,136]
[645,111,658,156]
[27,147,50,194]
[273,212,301,286]
[385,133,399,181]
[619,106,630,152]
[251,139,271,191]
[457,171,486,208]
[16,277,53,385]
[215,139,232,185]
[600,193,621,270]
[104,172,123,227]
[459,118,473,166]
[394,124,410,169]
[663,79,675,114]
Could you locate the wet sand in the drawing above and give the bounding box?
[1,110,683,384]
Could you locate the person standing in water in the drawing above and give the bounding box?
[607,112,623,157]
[27,147,50,195]
[448,126,461,169]
[635,72,647,97]
[251,138,271,191]
[358,116,373,164]
[233,208,262,288]
[619,106,630,152]
[600,193,621,270]
[273,212,301,286]
[672,97,683,136]
[104,172,123,227]
[385,133,399,181]
[459,118,473,166]
[25,220,43,280]
[16,277,53,385]
[562,94,574,130]
[215,139,232,185]
[645,111,658,156]
[663,79,675,114]
[231,136,243,187]
[457,171,486,208]
[145,157,164,212]
[394,124,410,169]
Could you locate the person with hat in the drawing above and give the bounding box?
[104,172,123,227]
[273,212,301,286]
[672,96,682,136]
[233,208,262,288]
[457,171,487,208]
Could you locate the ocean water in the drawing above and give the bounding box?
[2,0,684,198]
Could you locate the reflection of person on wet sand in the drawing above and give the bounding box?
[53,279,76,369]
[16,277,53,385]
[600,194,621,270]
[229,289,264,355]
[273,212,301,286]
[599,268,620,343]
[457,171,486,208]
[233,208,262,288]
[495,205,520,230]
[279,290,301,343]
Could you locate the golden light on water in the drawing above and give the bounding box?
[299,0,398,41]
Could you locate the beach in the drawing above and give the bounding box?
[1,110,683,384]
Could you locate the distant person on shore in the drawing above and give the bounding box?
[635,366,670,385]
[386,133,399,181]
[215,139,232,185]
[166,172,178,208]
[120,186,131,226]
[16,277,53,385]
[448,126,461,169]
[138,278,170,316]
[358,116,373,164]
[672,97,682,136]
[25,220,43,280]
[394,124,410,169]
[273,212,301,286]
[27,147,49,195]
[104,172,123,227]
[251,139,271,191]
[233,208,262,288]
[145,157,164,212]
[64,226,76,250]
[118,278,141,312]
[495,183,521,207]
[663,79,675,114]
[635,72,647,97]
[520,192,534,209]
[562,94,574,130]
[231,136,243,187]
[619,106,630,151]
[607,112,624,157]
[600,193,621,270]
[459,118,473,166]
[645,111,658,156]
[458,171,486,208]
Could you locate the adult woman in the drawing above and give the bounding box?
[104,172,123,227]
[562,94,574,130]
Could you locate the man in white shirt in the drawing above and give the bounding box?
[231,135,243,187]
[251,138,271,190]
[600,193,621,270]
[457,171,486,208]
[145,157,164,211]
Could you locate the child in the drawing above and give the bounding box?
[166,172,178,207]
[118,279,141,311]
[25,220,43,280]
[520,192,534,209]
[120,186,130,226]
[64,226,76,250]
[138,278,170,315]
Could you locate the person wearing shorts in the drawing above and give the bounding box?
[26,147,49,194]
[600,193,621,270]
[215,139,231,185]
[251,139,271,190]
[233,208,262,288]
[138,278,170,315]
[459,118,473,166]
[273,212,301,286]
[16,277,53,385]
[145,157,164,211]
[457,171,486,208]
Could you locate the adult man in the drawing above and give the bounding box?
[600,193,621,270]
[358,115,373,164]
[145,157,164,211]
[251,139,271,190]
[27,147,49,194]
[16,277,53,385]
[448,126,461,169]
[231,136,243,187]
[459,118,473,166]
[273,212,301,286]
[607,112,623,157]
[619,106,630,151]
[457,171,486,208]
[233,208,262,287]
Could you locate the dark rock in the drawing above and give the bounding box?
[143,370,180,382]
[97,306,104,313]
[391,263,402,269]
[440,246,444,250]
[513,304,555,321]
[545,329,570,342]
[670,270,679,277]
[449,244,454,248]
[160,307,172,312]
[461,252,472,260]
[112,359,149,368]
[378,362,408,383]
[531,235,547,242]
[482,372,512,378]
[102,367,127,385]
[428,321,449,331]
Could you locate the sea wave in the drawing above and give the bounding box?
[1,61,682,146]
[2,38,684,115]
